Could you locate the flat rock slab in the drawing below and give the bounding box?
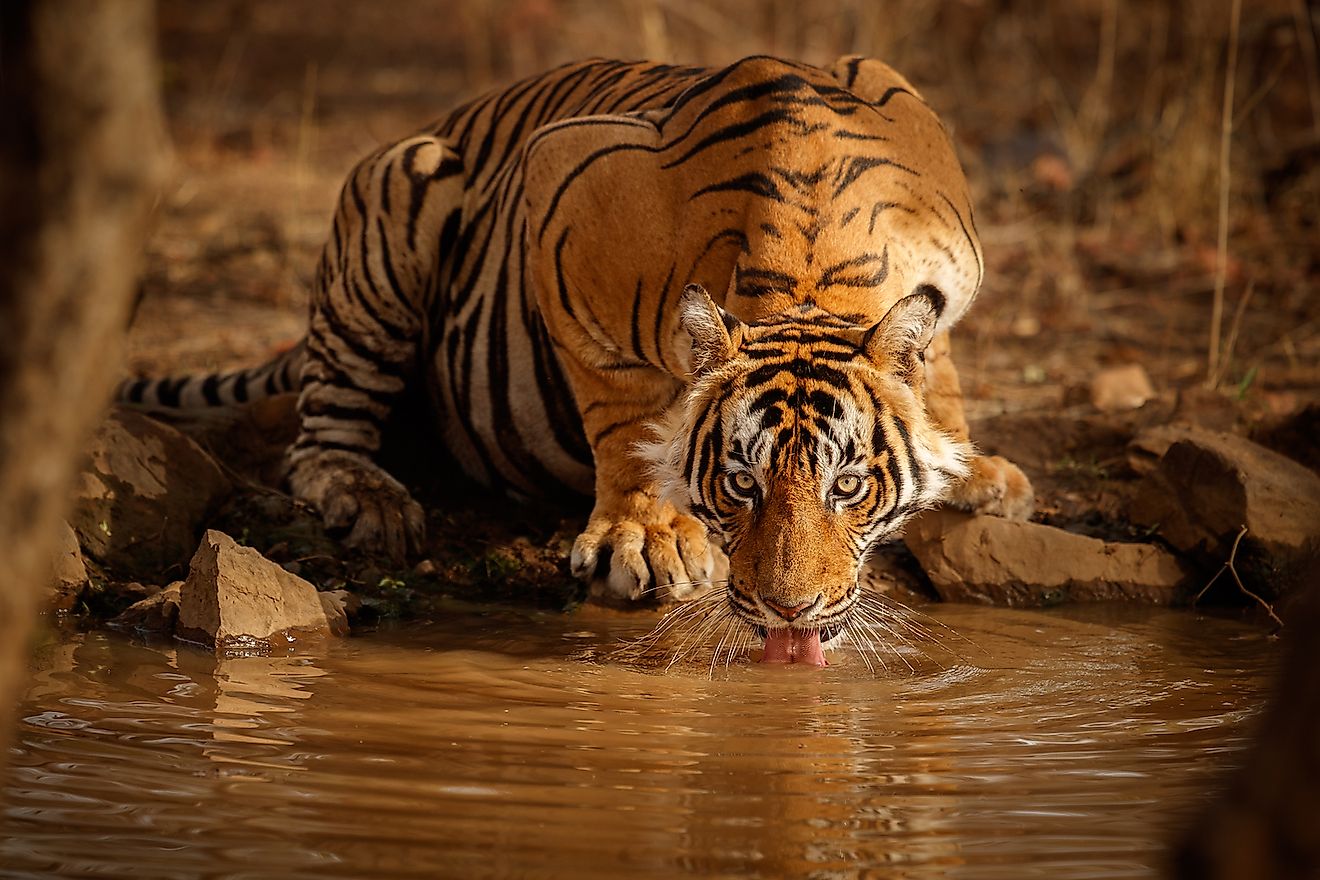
[176,530,346,652]
[1130,427,1320,592]
[69,407,231,579]
[905,509,1189,606]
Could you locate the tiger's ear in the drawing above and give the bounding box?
[861,286,945,384]
[680,284,744,376]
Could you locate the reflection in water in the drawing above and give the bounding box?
[1,604,1273,879]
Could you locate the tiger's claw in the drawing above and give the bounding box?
[572,494,723,602]
[288,449,425,563]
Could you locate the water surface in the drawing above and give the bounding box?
[1,603,1273,879]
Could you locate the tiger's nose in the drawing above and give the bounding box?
[763,597,816,622]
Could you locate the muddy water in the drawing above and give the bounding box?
[1,603,1272,880]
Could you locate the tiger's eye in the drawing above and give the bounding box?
[833,474,861,496]
[732,472,757,492]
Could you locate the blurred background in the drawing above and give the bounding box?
[135,0,1319,427]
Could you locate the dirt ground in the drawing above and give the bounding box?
[116,0,1320,616]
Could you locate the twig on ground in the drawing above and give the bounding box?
[1192,525,1284,629]
[1206,0,1243,389]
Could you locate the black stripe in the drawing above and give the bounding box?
[874,86,916,107]
[745,359,850,391]
[628,278,646,362]
[938,191,981,285]
[845,56,862,87]
[201,374,222,406]
[832,156,919,198]
[155,376,187,408]
[651,263,676,369]
[819,247,889,289]
[528,317,593,467]
[375,217,419,323]
[868,201,916,235]
[126,378,149,404]
[689,172,784,202]
[661,108,798,170]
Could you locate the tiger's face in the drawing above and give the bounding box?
[643,284,971,663]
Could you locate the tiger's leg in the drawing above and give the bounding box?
[288,135,464,561]
[561,366,723,602]
[924,330,1035,520]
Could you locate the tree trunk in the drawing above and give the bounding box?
[0,0,168,745]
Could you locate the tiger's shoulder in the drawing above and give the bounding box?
[518,54,983,373]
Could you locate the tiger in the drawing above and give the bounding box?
[122,55,1034,665]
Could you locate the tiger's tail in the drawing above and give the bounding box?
[115,340,306,409]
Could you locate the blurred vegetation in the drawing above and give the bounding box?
[151,0,1318,399]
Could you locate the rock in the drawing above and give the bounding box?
[1253,401,1320,475]
[904,509,1189,606]
[1126,424,1186,475]
[69,407,232,580]
[1130,427,1320,594]
[112,581,182,632]
[176,530,344,651]
[49,521,90,611]
[1090,363,1155,412]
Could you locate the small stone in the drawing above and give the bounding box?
[1011,314,1041,337]
[904,509,1189,606]
[114,581,160,603]
[412,559,438,577]
[175,530,342,651]
[1090,363,1155,412]
[49,521,90,612]
[112,581,183,633]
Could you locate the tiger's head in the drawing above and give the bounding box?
[642,284,972,664]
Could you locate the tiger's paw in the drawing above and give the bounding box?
[947,454,1035,521]
[288,449,426,563]
[571,493,725,602]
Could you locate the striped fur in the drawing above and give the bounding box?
[121,56,1034,631]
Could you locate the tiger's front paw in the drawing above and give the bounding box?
[571,492,725,602]
[947,454,1035,521]
[288,449,426,563]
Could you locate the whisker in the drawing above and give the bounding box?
[852,620,891,675]
[861,591,978,652]
[855,592,971,661]
[844,621,876,675]
[667,605,738,671]
[708,616,736,679]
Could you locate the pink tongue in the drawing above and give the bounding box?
[760,628,827,666]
